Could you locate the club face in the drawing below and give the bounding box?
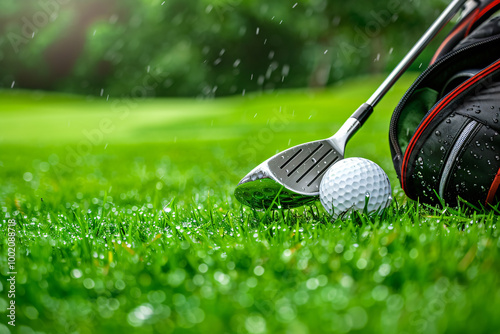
[267,139,342,194]
[235,139,343,209]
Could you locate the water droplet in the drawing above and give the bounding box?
[435,131,441,136]
[475,110,481,114]
[312,158,317,163]
[446,119,451,123]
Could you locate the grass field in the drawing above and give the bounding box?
[1,74,500,334]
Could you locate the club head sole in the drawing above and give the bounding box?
[234,178,317,209]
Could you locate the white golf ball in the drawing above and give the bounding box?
[319,158,392,218]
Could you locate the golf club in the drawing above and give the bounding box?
[235,0,470,209]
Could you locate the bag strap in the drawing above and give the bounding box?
[431,0,500,63]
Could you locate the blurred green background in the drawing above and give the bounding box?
[1,0,450,97]
[4,2,500,334]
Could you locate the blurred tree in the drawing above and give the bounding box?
[0,0,453,97]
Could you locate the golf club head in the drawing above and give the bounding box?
[234,138,343,209]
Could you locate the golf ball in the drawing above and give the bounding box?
[319,158,392,218]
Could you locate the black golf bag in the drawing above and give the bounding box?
[389,0,500,206]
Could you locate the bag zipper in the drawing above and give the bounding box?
[389,34,500,167]
[438,120,480,199]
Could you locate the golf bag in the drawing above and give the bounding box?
[389,0,500,206]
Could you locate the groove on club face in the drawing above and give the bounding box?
[280,149,303,170]
[268,140,342,195]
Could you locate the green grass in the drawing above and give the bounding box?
[1,74,500,334]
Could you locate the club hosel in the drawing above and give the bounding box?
[329,117,361,155]
[329,103,373,150]
[351,103,374,126]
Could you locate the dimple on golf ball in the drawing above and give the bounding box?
[319,158,392,218]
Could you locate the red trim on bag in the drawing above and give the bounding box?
[486,168,500,205]
[401,59,500,193]
[430,12,477,65]
[431,0,500,65]
[471,0,500,30]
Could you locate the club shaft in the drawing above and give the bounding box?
[365,0,468,107]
